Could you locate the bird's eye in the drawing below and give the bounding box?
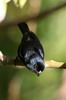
[34,64,42,72]
[37,63,44,72]
[37,65,41,71]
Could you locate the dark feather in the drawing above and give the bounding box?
[18,22,45,76]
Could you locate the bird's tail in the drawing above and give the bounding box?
[18,22,29,35]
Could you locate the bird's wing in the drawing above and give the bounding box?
[28,32,44,59]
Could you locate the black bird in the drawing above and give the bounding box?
[17,22,45,76]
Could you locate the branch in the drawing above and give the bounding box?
[0,51,24,68]
[0,2,66,28]
[0,51,66,69]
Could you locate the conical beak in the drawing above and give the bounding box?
[35,70,41,76]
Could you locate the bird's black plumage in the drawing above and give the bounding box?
[18,22,45,76]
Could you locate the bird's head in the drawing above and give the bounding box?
[34,61,45,76]
[26,53,45,76]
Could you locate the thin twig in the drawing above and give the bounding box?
[0,51,66,69]
[0,2,66,28]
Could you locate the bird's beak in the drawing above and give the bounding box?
[35,70,41,76]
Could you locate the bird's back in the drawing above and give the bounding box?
[19,31,44,59]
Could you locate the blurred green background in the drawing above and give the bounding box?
[0,0,66,100]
